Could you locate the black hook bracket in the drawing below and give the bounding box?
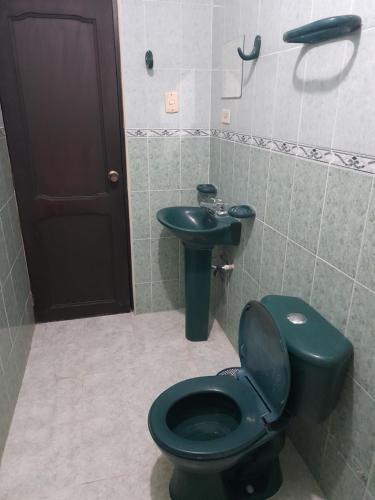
[238,35,261,61]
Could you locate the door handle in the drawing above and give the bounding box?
[108,170,120,183]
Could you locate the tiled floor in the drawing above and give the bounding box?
[0,310,325,499]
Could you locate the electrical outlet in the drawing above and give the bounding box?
[221,109,231,125]
[165,92,179,113]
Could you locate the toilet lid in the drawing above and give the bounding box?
[238,301,291,424]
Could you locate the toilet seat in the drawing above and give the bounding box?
[148,375,267,461]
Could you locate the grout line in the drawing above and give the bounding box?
[268,51,281,143]
[258,153,272,291]
[214,140,375,298]
[0,265,32,394]
[0,215,11,275]
[133,278,179,286]
[281,157,297,294]
[131,188,200,194]
[146,135,152,313]
[0,191,16,217]
[0,244,24,297]
[229,139,236,204]
[349,373,375,403]
[318,415,331,484]
[245,142,253,206]
[329,35,352,152]
[326,427,371,487]
[352,174,374,282]
[178,128,182,306]
[208,0,213,134]
[364,454,375,500]
[344,176,375,335]
[295,24,310,148]
[308,164,330,304]
[133,236,176,242]
[262,152,272,228]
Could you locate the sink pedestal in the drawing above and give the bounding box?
[156,206,243,342]
[184,245,212,341]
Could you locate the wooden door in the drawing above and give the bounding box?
[0,0,132,321]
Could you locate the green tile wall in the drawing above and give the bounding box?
[127,136,210,314]
[0,126,34,461]
[209,138,375,500]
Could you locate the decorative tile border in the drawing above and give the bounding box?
[3,123,372,174]
[126,128,211,138]
[330,149,375,172]
[125,127,375,174]
[210,128,375,175]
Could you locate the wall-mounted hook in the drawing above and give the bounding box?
[145,50,153,69]
[238,35,261,61]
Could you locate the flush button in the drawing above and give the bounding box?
[286,313,307,325]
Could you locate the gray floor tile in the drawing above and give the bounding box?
[0,311,324,500]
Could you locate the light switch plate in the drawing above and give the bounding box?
[165,92,179,113]
[221,109,231,124]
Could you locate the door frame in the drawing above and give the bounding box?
[111,0,134,311]
[0,0,134,317]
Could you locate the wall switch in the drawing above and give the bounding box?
[165,91,179,113]
[221,109,231,124]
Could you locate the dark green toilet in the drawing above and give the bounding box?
[148,296,353,500]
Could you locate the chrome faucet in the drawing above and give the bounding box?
[200,197,228,216]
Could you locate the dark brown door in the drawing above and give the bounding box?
[0,0,132,321]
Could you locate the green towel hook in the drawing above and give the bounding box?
[145,50,153,69]
[238,35,261,61]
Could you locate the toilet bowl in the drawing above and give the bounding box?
[148,296,353,500]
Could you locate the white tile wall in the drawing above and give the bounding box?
[119,0,213,131]
[272,48,306,143]
[208,3,375,500]
[180,70,211,129]
[332,29,375,155]
[210,0,375,159]
[312,0,352,20]
[145,69,181,129]
[278,0,312,51]
[353,0,375,30]
[119,2,375,500]
[252,54,278,137]
[257,0,282,55]
[145,2,181,69]
[182,4,212,69]
[298,40,348,148]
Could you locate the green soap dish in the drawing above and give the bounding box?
[197,184,217,195]
[228,205,256,219]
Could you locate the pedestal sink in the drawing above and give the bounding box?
[157,206,242,341]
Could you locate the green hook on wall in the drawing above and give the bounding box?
[237,35,261,61]
[145,50,153,69]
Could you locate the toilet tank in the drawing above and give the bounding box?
[261,295,353,423]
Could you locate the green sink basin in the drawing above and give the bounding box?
[157,206,241,248]
[156,206,242,342]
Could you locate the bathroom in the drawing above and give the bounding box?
[0,0,374,498]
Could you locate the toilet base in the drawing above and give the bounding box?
[169,457,283,500]
[169,469,228,500]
